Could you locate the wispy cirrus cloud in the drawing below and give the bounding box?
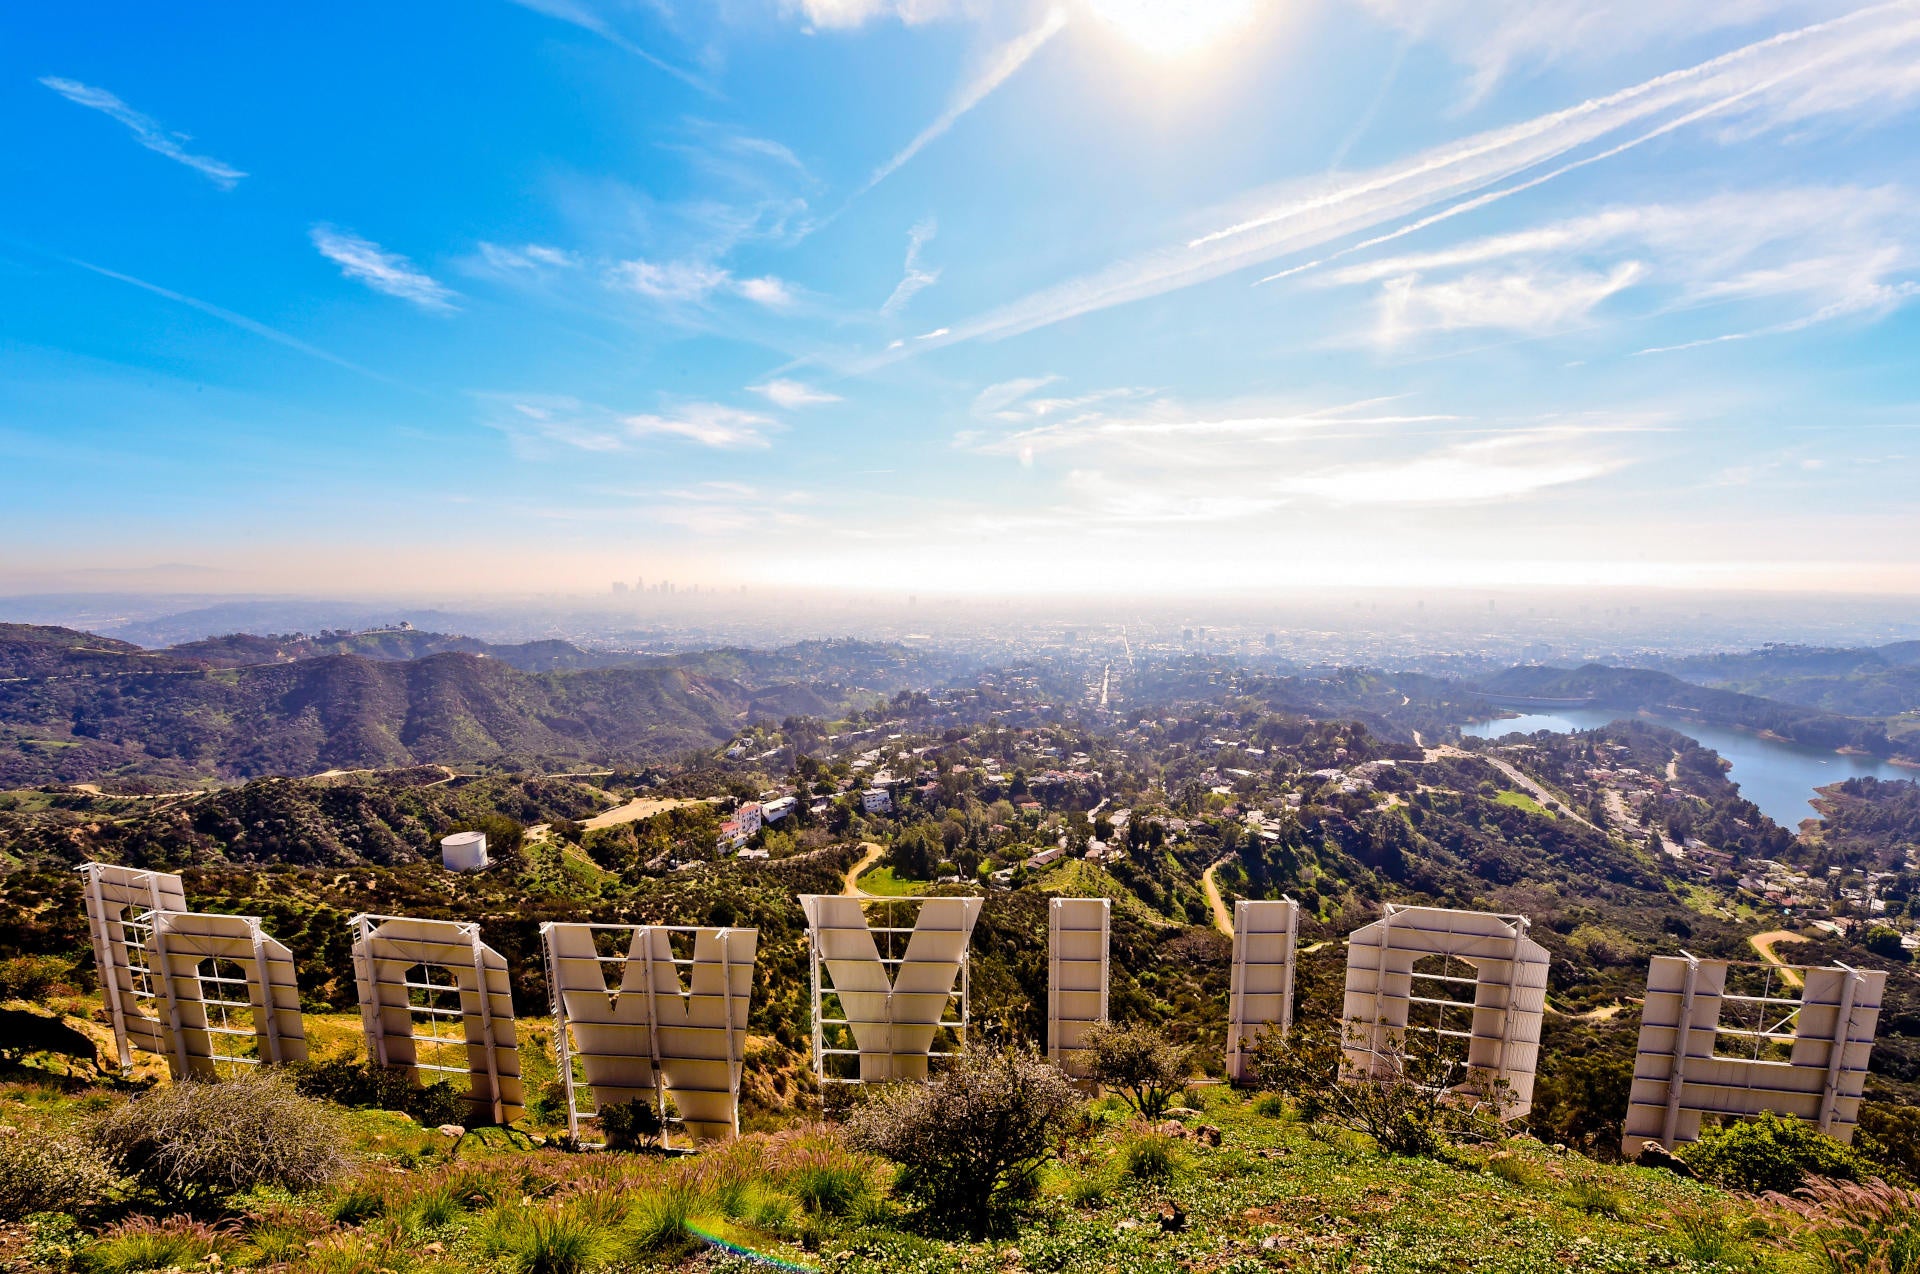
[852,7,1068,200]
[1352,0,1842,104]
[1319,186,1919,348]
[1375,262,1647,344]
[39,76,246,188]
[751,378,842,407]
[487,396,782,455]
[1274,428,1630,504]
[311,226,457,311]
[913,3,1920,352]
[790,0,971,30]
[477,242,580,273]
[882,217,942,316]
[503,0,712,93]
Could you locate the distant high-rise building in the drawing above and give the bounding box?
[611,581,628,594]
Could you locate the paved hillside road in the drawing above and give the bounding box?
[1425,743,1604,835]
[1202,856,1234,937]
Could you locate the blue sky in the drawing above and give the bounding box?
[4,0,1919,597]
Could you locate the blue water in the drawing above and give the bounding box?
[1460,709,1914,831]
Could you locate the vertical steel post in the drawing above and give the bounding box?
[1662,952,1701,1147]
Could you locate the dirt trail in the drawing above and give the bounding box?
[842,841,887,897]
[580,795,716,830]
[1750,929,1810,989]
[1201,856,1234,937]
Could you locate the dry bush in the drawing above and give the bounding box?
[0,1128,116,1220]
[846,1045,1080,1238]
[1246,1018,1507,1158]
[92,1069,347,1206]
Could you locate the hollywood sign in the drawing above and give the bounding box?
[78,862,1885,1149]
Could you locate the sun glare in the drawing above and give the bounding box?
[1082,0,1262,57]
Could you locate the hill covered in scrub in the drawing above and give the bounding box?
[0,624,967,787]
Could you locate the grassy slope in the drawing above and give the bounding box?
[0,1064,1797,1274]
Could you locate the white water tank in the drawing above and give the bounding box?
[440,830,489,872]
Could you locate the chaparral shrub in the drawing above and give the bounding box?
[0,1129,116,1220]
[1081,1021,1192,1120]
[846,1044,1080,1238]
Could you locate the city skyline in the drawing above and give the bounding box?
[5,1,1920,597]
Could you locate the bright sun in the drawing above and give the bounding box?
[1081,0,1263,58]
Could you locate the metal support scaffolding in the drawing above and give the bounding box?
[1227,898,1299,1083]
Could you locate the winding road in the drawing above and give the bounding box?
[1749,929,1810,989]
[842,841,887,896]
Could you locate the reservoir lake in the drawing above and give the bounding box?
[1461,709,1914,832]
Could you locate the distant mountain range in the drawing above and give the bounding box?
[0,624,973,787]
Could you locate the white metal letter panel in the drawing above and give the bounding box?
[1621,956,1885,1155]
[802,894,980,1081]
[1048,898,1109,1076]
[1227,899,1298,1082]
[351,915,525,1124]
[147,910,307,1078]
[79,863,188,1065]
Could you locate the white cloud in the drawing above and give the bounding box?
[626,403,779,448]
[737,275,797,308]
[751,378,842,407]
[1319,187,1919,349]
[310,226,457,311]
[882,217,942,315]
[921,4,1920,350]
[608,258,797,308]
[1375,262,1646,343]
[855,7,1068,198]
[40,76,246,188]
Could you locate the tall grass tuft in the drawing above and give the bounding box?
[1119,1128,1185,1184]
[79,1216,233,1274]
[510,1208,612,1274]
[1560,1179,1624,1218]
[621,1186,698,1260]
[1765,1176,1920,1273]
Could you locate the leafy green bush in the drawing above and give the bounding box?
[1081,1021,1192,1120]
[847,1044,1081,1238]
[91,1070,347,1205]
[1859,1101,1920,1184]
[596,1098,662,1151]
[0,1131,116,1221]
[287,1057,460,1126]
[1680,1111,1866,1194]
